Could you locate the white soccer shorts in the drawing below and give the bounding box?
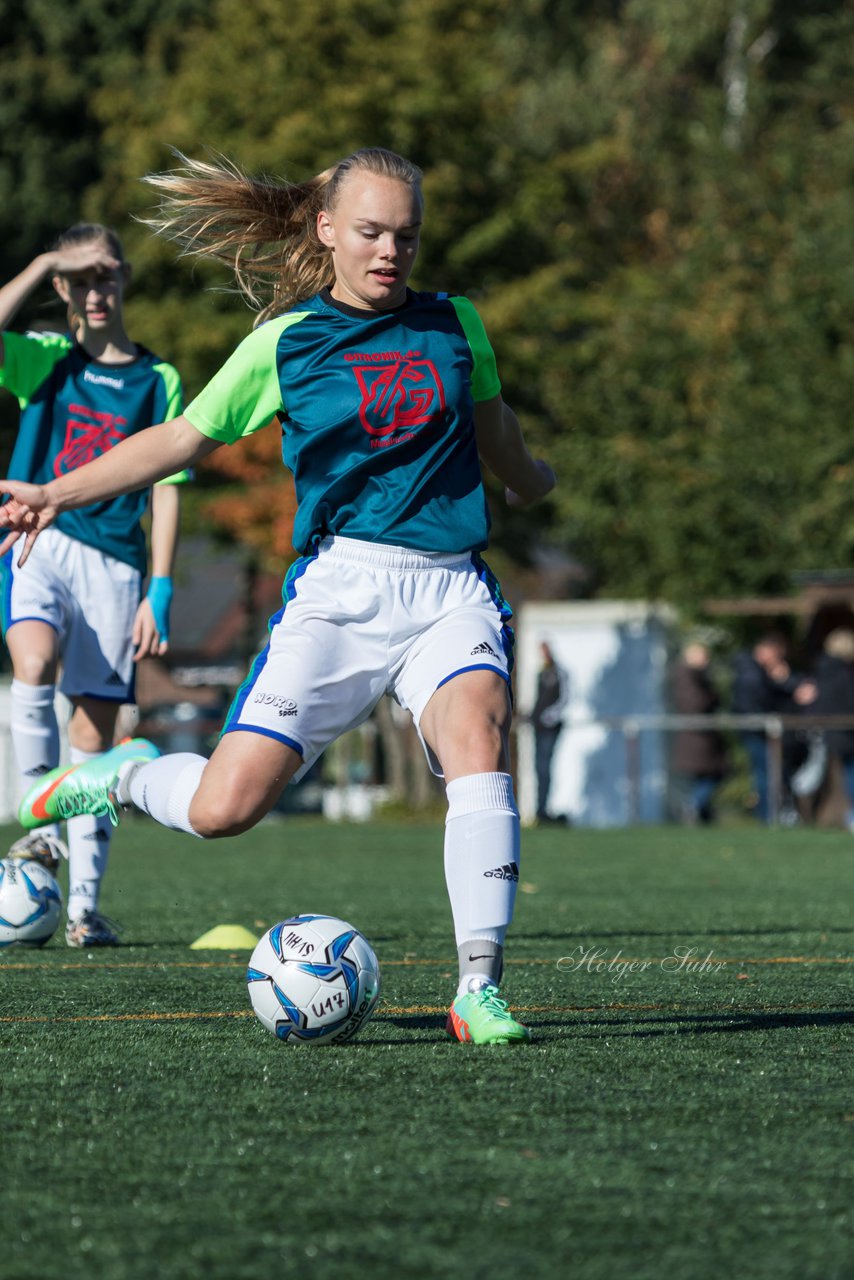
[1,526,141,702]
[222,536,514,779]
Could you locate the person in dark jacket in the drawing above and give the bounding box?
[731,631,815,823]
[812,628,854,831]
[670,642,728,824]
[530,641,569,823]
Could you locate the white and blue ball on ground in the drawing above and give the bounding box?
[0,857,63,947]
[247,914,381,1044]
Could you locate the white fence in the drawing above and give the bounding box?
[517,712,854,827]
[0,675,849,828]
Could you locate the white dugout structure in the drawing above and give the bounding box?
[515,601,676,827]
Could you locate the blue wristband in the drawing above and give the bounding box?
[146,576,173,643]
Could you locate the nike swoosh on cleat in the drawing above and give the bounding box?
[30,768,76,822]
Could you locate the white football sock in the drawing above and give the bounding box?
[444,772,520,994]
[66,746,113,919]
[120,753,206,837]
[10,679,61,842]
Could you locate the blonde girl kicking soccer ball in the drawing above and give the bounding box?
[0,224,187,947]
[0,151,554,1040]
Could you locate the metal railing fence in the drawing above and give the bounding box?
[568,714,854,826]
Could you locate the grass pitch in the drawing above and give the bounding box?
[0,818,851,1280]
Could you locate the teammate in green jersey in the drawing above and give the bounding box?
[0,223,186,947]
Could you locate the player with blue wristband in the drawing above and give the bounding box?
[141,576,174,649]
[0,223,187,946]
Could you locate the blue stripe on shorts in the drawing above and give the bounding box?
[471,552,515,674]
[221,549,319,741]
[0,551,13,638]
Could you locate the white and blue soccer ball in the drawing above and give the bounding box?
[0,858,63,947]
[247,914,381,1044]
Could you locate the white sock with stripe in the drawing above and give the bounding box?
[67,746,113,919]
[10,679,62,842]
[119,753,207,837]
[443,772,520,995]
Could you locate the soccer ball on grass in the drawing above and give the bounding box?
[0,857,63,947]
[247,914,380,1044]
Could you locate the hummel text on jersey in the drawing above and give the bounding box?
[344,350,421,363]
[483,862,520,881]
[83,368,126,390]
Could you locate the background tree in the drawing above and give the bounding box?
[0,0,851,604]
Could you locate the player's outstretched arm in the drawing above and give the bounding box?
[0,415,219,565]
[474,395,555,508]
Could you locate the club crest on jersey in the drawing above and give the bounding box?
[349,352,446,442]
[54,404,127,476]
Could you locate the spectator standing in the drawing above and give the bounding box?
[670,642,728,824]
[811,628,854,831]
[530,641,568,824]
[731,631,815,823]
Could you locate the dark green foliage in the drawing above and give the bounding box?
[0,0,851,603]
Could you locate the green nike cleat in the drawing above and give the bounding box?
[18,738,160,830]
[446,985,532,1044]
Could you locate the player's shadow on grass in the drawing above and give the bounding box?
[512,926,854,940]
[121,935,404,949]
[576,1009,854,1037]
[121,940,198,949]
[372,1013,447,1038]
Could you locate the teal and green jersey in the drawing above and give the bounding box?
[184,288,501,555]
[0,330,187,573]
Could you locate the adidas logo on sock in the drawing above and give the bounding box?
[483,861,520,881]
[471,642,498,658]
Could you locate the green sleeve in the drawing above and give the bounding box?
[0,331,73,405]
[152,360,190,486]
[184,313,309,443]
[153,359,184,420]
[449,297,502,402]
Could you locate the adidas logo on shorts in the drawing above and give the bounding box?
[483,861,520,881]
[471,642,499,658]
[106,670,125,686]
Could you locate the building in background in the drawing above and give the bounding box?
[515,601,675,827]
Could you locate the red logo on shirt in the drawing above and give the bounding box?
[54,404,128,476]
[351,355,445,439]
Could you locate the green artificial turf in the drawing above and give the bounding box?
[0,819,851,1280]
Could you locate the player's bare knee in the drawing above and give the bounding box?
[188,798,243,839]
[13,655,56,686]
[193,813,255,839]
[69,728,110,755]
[68,721,113,756]
[439,716,509,775]
[188,789,268,839]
